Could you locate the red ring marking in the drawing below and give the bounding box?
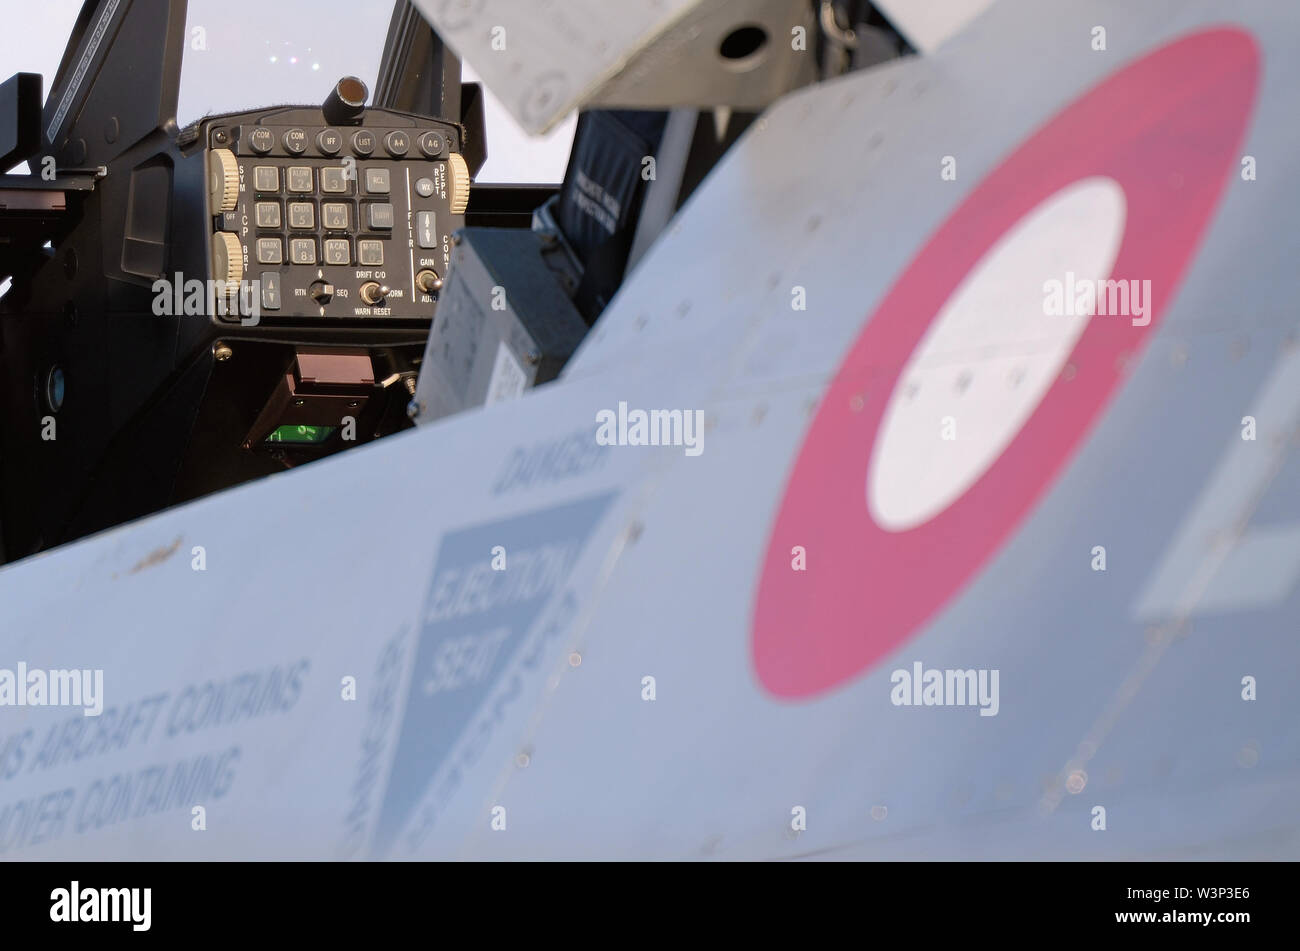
[752,27,1260,699]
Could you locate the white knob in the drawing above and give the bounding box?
[212,232,244,289]
[447,152,470,215]
[209,148,240,213]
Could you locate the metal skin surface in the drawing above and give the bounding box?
[0,0,1297,859]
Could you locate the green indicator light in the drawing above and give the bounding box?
[265,425,336,445]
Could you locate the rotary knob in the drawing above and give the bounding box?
[212,232,244,289]
[209,148,240,213]
[447,152,470,215]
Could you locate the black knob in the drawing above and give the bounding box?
[323,76,368,126]
[384,131,410,157]
[283,128,308,155]
[351,130,375,157]
[418,131,446,158]
[247,127,274,154]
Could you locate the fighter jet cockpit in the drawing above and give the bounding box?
[0,0,909,563]
[0,0,1296,885]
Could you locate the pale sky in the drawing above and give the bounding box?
[0,0,575,183]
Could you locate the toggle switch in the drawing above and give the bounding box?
[415,269,442,294]
[359,281,388,305]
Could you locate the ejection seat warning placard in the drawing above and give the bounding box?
[369,493,614,856]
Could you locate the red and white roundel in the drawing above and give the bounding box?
[751,28,1260,699]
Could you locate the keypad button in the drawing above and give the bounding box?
[384,131,411,157]
[256,237,283,265]
[316,129,342,155]
[320,166,348,194]
[418,131,445,158]
[357,240,384,266]
[255,202,281,229]
[415,177,435,198]
[247,127,274,154]
[322,203,349,230]
[323,238,351,266]
[364,167,390,194]
[351,130,376,156]
[261,271,281,310]
[287,167,313,193]
[288,202,315,229]
[253,166,280,192]
[416,211,437,248]
[290,238,317,265]
[366,203,394,230]
[283,128,308,155]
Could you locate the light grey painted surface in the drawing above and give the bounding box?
[1,0,1296,859]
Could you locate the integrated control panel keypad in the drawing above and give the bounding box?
[208,115,466,321]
